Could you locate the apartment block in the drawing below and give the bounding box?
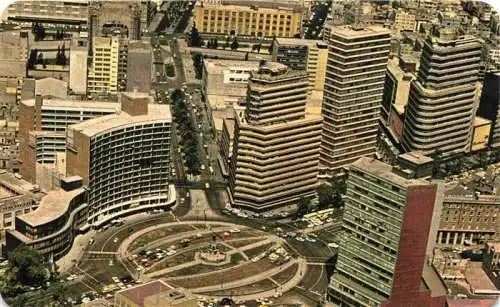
[320,25,391,174]
[87,36,128,97]
[18,96,120,183]
[228,62,322,211]
[402,28,482,156]
[329,157,446,306]
[66,92,174,227]
[272,38,329,92]
[477,72,500,148]
[193,0,303,37]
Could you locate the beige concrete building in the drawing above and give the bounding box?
[66,92,174,227]
[320,25,391,174]
[402,29,482,157]
[219,118,235,177]
[18,96,120,184]
[193,0,304,37]
[201,59,260,134]
[438,194,499,246]
[87,36,128,96]
[0,171,44,242]
[4,0,88,25]
[115,279,196,307]
[272,38,328,92]
[228,62,322,211]
[394,10,417,32]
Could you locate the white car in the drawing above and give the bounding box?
[296,237,305,242]
[205,182,210,189]
[112,276,120,283]
[229,228,241,233]
[166,250,177,256]
[113,237,119,243]
[201,165,206,170]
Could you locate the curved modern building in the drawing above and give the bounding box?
[66,92,174,228]
[4,176,88,260]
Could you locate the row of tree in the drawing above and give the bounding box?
[31,23,67,41]
[296,175,346,219]
[171,90,201,176]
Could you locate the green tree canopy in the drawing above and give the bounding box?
[8,245,50,287]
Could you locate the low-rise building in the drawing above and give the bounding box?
[193,0,304,38]
[0,171,44,243]
[437,183,500,246]
[4,176,86,260]
[126,40,152,93]
[114,279,196,307]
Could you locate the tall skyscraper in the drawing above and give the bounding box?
[329,157,446,307]
[228,62,322,211]
[401,28,482,156]
[320,25,391,174]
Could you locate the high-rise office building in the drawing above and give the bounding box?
[401,28,482,156]
[228,62,322,211]
[87,36,128,96]
[18,96,120,183]
[320,25,391,174]
[66,92,173,227]
[329,157,446,307]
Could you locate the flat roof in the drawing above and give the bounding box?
[70,104,171,138]
[18,187,85,227]
[421,263,447,297]
[399,151,434,165]
[473,116,492,127]
[331,25,391,38]
[446,298,498,307]
[465,261,497,292]
[275,37,328,48]
[0,171,44,199]
[117,280,172,307]
[351,157,431,187]
[203,58,260,74]
[21,98,121,111]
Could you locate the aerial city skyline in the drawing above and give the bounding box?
[0,0,498,306]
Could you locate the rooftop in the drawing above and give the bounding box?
[0,171,44,200]
[399,151,434,165]
[21,97,121,111]
[203,58,260,75]
[351,157,431,187]
[223,118,235,138]
[275,37,328,48]
[199,0,305,11]
[473,116,492,127]
[35,77,68,99]
[331,25,391,38]
[70,104,171,138]
[116,280,173,307]
[18,187,85,227]
[446,298,498,307]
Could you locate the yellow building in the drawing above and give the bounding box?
[87,36,128,96]
[471,116,492,151]
[394,10,416,32]
[193,0,303,37]
[272,38,328,92]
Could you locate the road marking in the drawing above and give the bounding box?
[309,265,325,292]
